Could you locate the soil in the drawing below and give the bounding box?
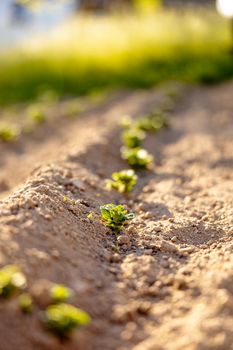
[0,81,232,350]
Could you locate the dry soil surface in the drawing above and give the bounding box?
[0,82,232,350]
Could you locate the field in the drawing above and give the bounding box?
[0,10,232,106]
[0,6,233,350]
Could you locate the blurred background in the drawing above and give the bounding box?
[0,0,232,107]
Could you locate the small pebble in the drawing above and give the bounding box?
[111,253,122,263]
[144,212,153,219]
[117,235,130,245]
[160,240,178,253]
[143,249,153,255]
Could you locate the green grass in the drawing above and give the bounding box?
[0,9,232,105]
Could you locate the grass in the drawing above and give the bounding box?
[0,9,232,106]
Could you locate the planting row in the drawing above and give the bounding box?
[0,88,178,340]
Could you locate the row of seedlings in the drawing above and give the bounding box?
[0,264,90,338]
[100,94,172,232]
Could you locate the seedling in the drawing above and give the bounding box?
[43,303,90,338]
[106,169,137,193]
[19,293,33,313]
[121,128,145,148]
[100,204,135,232]
[121,147,153,169]
[136,111,168,132]
[50,284,73,304]
[28,105,46,124]
[119,115,133,129]
[0,265,26,298]
[0,124,18,142]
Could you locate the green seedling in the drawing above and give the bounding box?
[43,303,90,338]
[87,212,94,221]
[121,128,145,148]
[19,293,33,313]
[119,115,133,129]
[28,105,46,124]
[106,169,137,193]
[0,265,27,298]
[50,284,73,304]
[136,111,168,132]
[121,147,153,169]
[0,124,18,142]
[100,204,135,232]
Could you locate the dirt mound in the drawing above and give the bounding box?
[0,82,232,350]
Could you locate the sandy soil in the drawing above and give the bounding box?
[0,82,232,350]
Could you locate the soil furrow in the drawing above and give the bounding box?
[0,82,232,350]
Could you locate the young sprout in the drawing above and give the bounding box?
[0,265,27,298]
[121,128,145,148]
[0,124,18,142]
[119,115,133,129]
[100,204,135,232]
[50,284,73,304]
[43,303,90,338]
[106,169,137,193]
[121,147,153,169]
[19,293,33,314]
[28,105,46,124]
[136,111,168,132]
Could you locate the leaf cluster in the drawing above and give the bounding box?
[100,204,135,231]
[121,147,153,169]
[106,169,137,193]
[0,124,18,142]
[121,128,145,148]
[43,303,90,338]
[0,265,26,298]
[135,110,168,132]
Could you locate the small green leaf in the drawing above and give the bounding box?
[87,212,94,221]
[125,213,135,220]
[106,169,137,193]
[19,293,33,314]
[0,124,19,142]
[100,203,135,232]
[43,303,91,337]
[0,265,27,298]
[50,284,73,304]
[121,147,153,169]
[121,128,145,148]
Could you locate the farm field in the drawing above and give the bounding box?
[0,2,233,349]
[0,80,232,349]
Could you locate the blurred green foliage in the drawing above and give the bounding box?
[50,284,73,304]
[106,169,138,193]
[43,303,91,337]
[0,265,26,298]
[0,10,232,106]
